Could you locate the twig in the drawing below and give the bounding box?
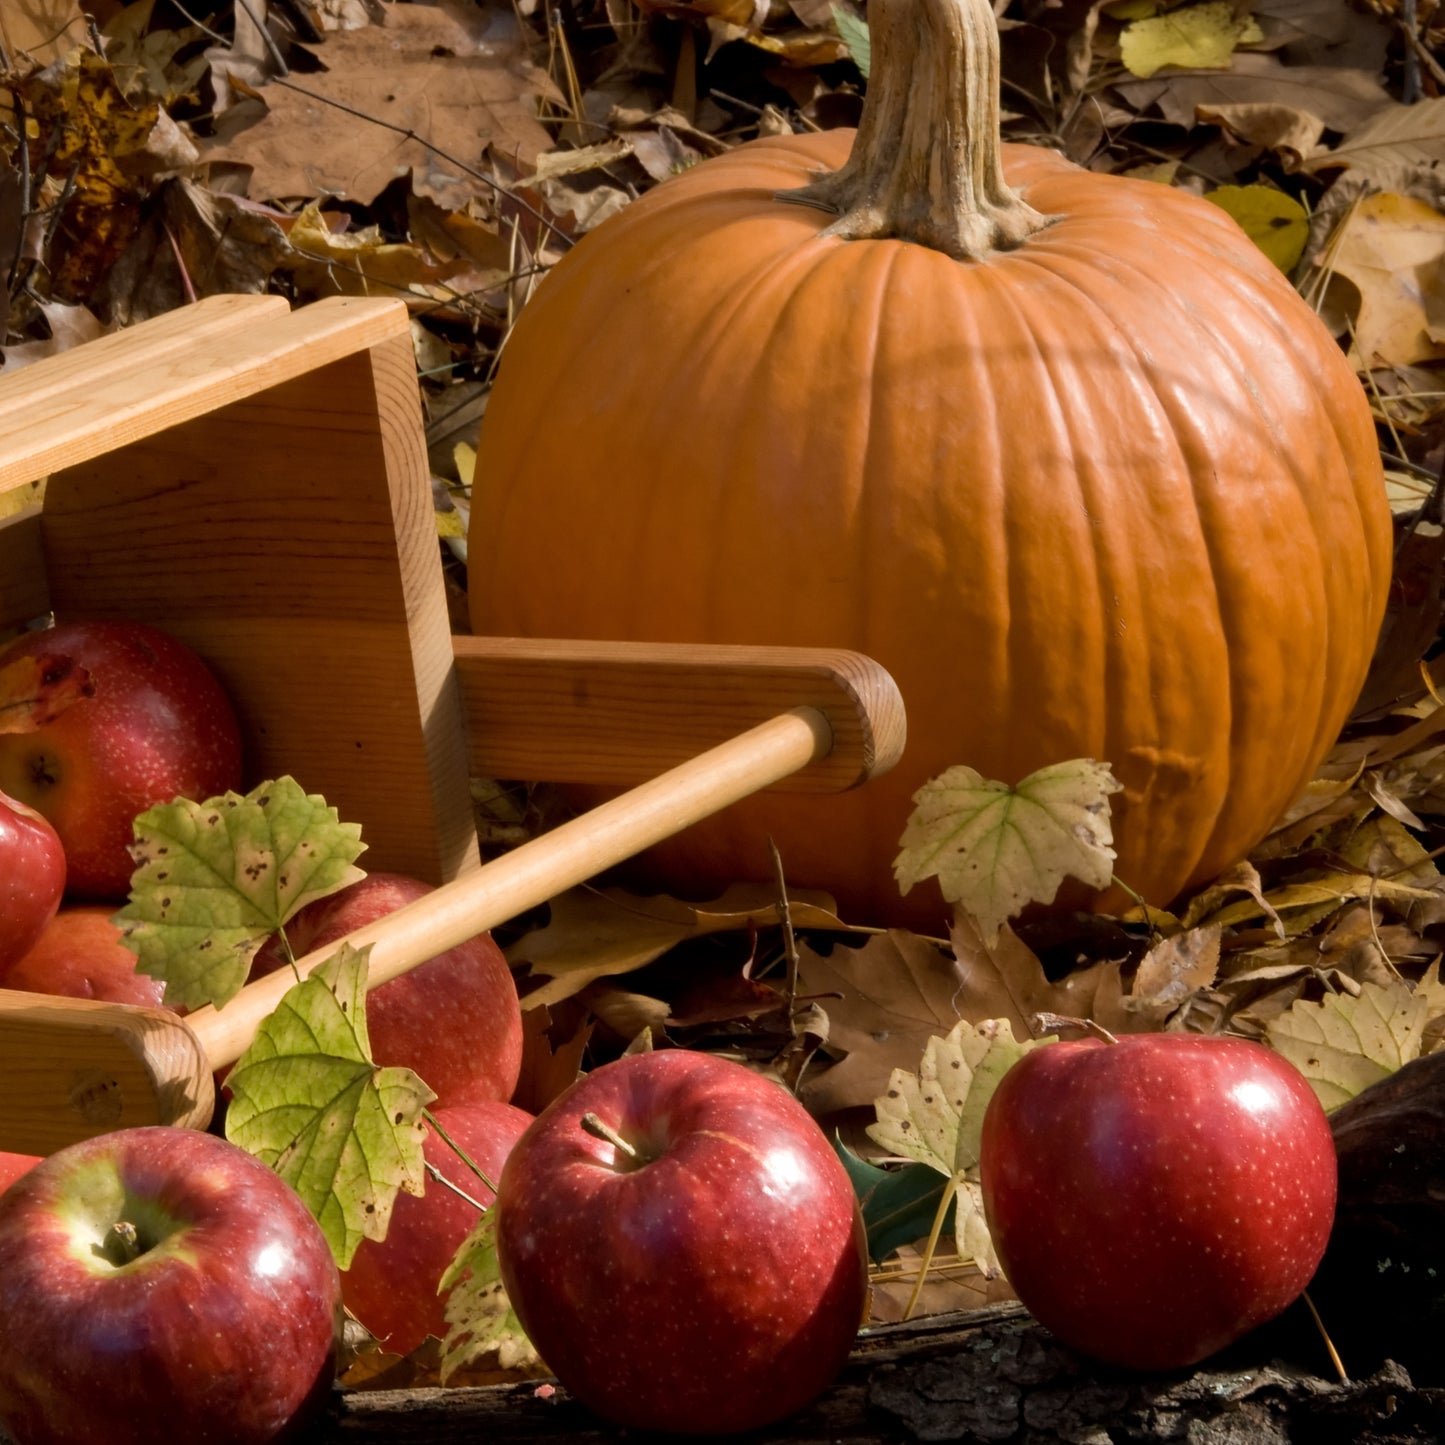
[233,0,292,79]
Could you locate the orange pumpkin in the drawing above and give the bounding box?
[467,0,1392,929]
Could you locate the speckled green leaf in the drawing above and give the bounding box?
[114,776,367,1011]
[440,1209,539,1378]
[225,944,434,1270]
[895,760,1121,943]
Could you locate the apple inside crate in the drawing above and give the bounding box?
[0,293,480,886]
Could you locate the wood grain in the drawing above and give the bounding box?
[455,636,906,791]
[0,990,212,1155]
[0,295,415,494]
[28,314,481,887]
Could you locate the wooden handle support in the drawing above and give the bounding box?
[0,701,861,1154]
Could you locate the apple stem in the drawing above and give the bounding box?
[101,1220,143,1267]
[580,1112,639,1161]
[1033,1012,1119,1045]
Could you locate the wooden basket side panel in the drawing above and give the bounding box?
[38,338,479,884]
[0,507,49,634]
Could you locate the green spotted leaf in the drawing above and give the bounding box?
[224,943,434,1270]
[895,760,1121,942]
[114,776,367,1011]
[439,1208,540,1379]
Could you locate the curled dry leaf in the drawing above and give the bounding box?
[508,882,844,1010]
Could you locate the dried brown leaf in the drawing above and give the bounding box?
[795,931,967,1116]
[509,882,844,1010]
[203,3,557,207]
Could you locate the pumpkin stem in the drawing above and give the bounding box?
[778,0,1052,259]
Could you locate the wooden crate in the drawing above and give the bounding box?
[0,292,905,883]
[0,293,478,884]
[0,293,906,1156]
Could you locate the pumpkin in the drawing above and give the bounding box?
[466,0,1392,929]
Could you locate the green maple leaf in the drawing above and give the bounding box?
[114,776,367,1011]
[224,944,434,1270]
[895,759,1122,942]
[439,1209,540,1379]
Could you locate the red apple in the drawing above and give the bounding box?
[343,1099,533,1355]
[0,789,65,977]
[0,620,243,901]
[979,1031,1338,1371]
[494,1049,868,1434]
[256,873,522,1107]
[0,1152,39,1196]
[0,1126,342,1445]
[5,906,168,1008]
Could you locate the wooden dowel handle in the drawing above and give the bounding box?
[188,706,833,1071]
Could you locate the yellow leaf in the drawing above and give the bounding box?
[895,759,1121,944]
[1265,979,1427,1110]
[1206,185,1309,273]
[1121,1,1264,79]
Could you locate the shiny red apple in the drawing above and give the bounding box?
[5,906,167,1008]
[0,789,65,977]
[256,873,522,1107]
[343,1099,533,1355]
[979,1031,1338,1371]
[494,1049,868,1433]
[0,620,243,901]
[0,1126,342,1445]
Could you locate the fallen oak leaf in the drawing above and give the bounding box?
[509,882,845,1010]
[1125,924,1221,1030]
[795,930,968,1116]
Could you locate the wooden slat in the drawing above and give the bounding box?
[0,294,413,492]
[454,637,906,792]
[0,505,48,632]
[0,991,212,1155]
[38,330,481,888]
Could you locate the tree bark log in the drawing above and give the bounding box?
[319,1303,1445,1443]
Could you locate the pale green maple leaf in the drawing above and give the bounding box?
[114,776,366,1011]
[867,1018,1044,1278]
[894,759,1121,942]
[1266,978,1429,1112]
[225,944,434,1270]
[439,1209,540,1379]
